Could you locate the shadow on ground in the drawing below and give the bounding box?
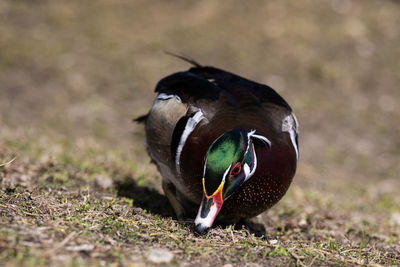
[115,177,267,236]
[115,178,175,218]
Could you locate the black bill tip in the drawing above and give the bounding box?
[194,223,209,234]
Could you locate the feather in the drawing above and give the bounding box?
[133,114,148,123]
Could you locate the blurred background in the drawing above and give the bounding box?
[1,0,399,232]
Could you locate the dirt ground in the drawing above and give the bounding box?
[1,0,399,266]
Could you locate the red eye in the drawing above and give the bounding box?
[229,163,242,177]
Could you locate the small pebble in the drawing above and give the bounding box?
[391,213,400,226]
[269,239,278,245]
[65,244,94,252]
[94,175,113,189]
[146,248,174,264]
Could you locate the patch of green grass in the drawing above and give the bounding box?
[268,245,289,257]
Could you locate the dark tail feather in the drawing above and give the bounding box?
[133,114,148,123]
[164,51,202,67]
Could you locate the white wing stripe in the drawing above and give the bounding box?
[176,110,205,172]
[156,93,181,102]
[282,114,299,161]
[289,130,299,160]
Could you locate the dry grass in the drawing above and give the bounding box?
[1,0,399,266]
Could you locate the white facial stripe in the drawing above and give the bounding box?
[248,143,257,177]
[248,130,272,147]
[202,158,207,177]
[194,200,219,229]
[157,93,181,102]
[176,110,205,172]
[240,131,263,183]
[282,114,299,161]
[221,165,231,184]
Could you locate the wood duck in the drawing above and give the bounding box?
[136,58,298,233]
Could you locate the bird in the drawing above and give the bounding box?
[135,57,298,234]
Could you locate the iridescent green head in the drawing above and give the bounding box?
[195,128,271,233]
[203,128,256,198]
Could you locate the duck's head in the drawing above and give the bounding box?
[194,128,270,233]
